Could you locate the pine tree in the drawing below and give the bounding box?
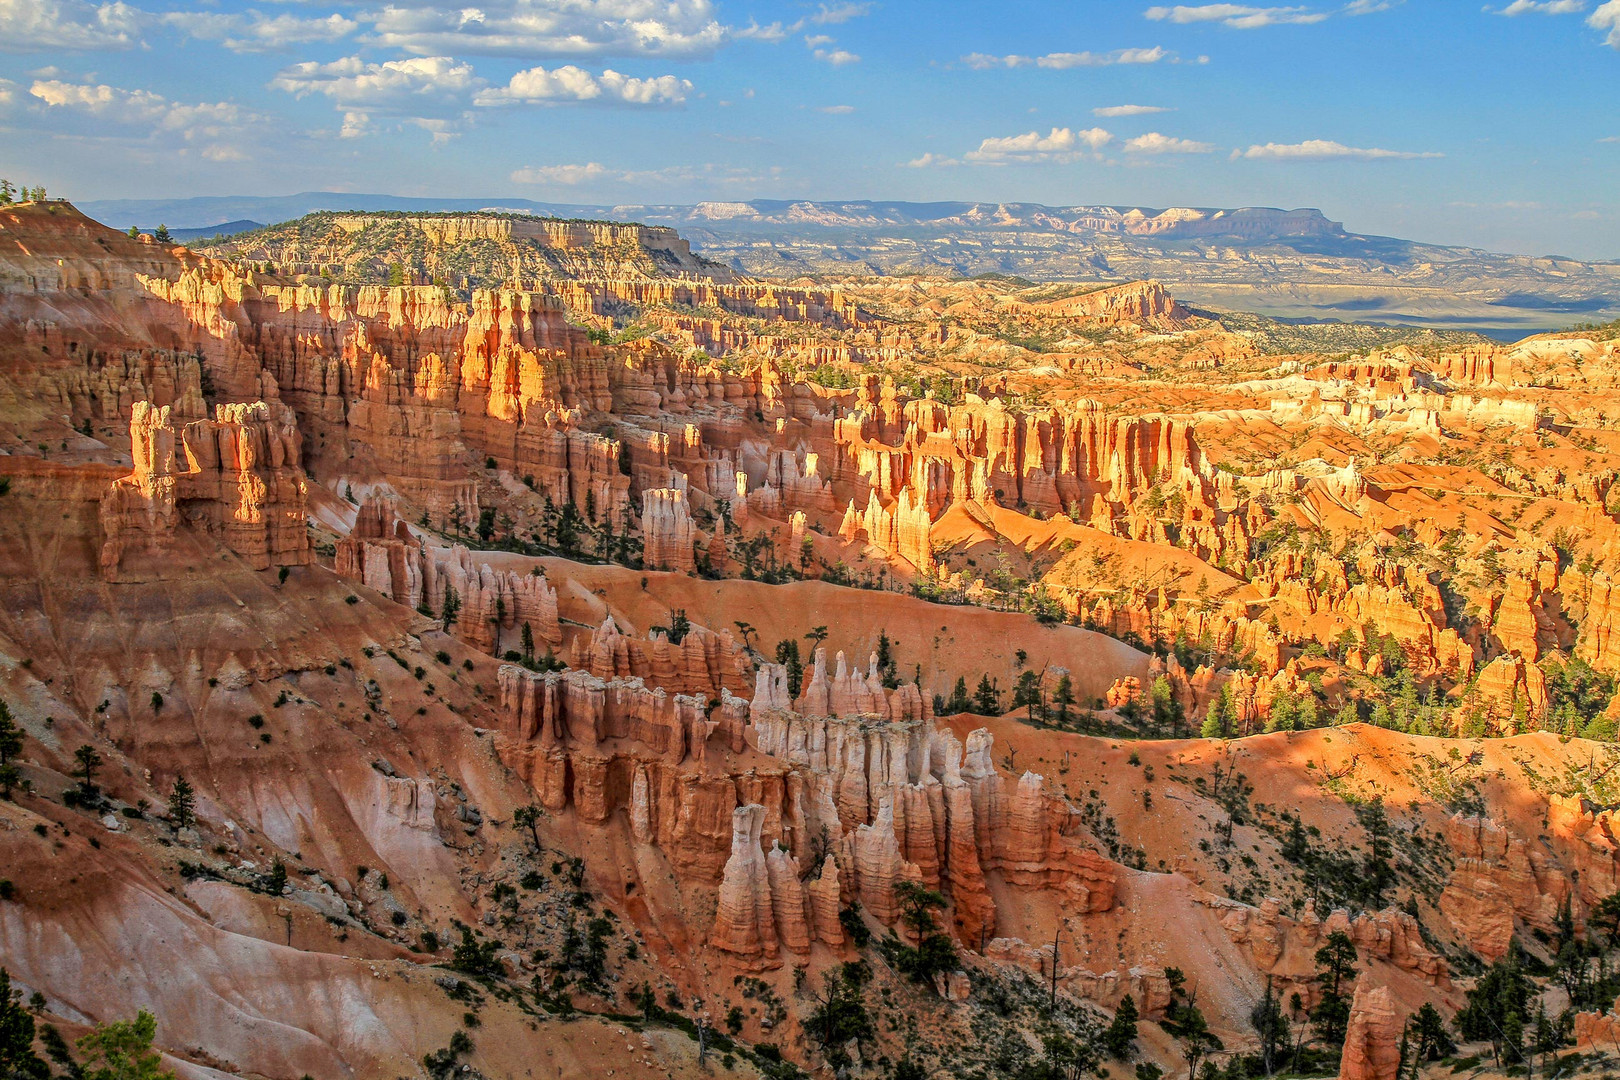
[77,1009,175,1080]
[74,744,103,794]
[1249,977,1289,1075]
[1053,674,1075,726]
[1310,931,1358,1047]
[169,775,196,831]
[154,224,171,243]
[0,701,22,766]
[0,967,46,1079]
[1200,685,1234,739]
[1103,993,1140,1059]
[973,674,1000,715]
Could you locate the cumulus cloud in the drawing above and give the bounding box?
[1592,0,1620,45]
[271,55,480,136]
[816,104,855,113]
[1237,138,1442,159]
[1124,131,1213,153]
[28,78,266,159]
[1496,0,1585,12]
[902,152,960,167]
[809,38,860,64]
[962,46,1168,68]
[511,161,611,184]
[0,0,140,52]
[474,65,690,106]
[1145,4,1329,27]
[271,54,478,106]
[965,126,1114,164]
[1093,104,1172,116]
[364,0,725,59]
[161,10,357,53]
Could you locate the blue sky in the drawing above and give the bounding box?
[1,0,1617,257]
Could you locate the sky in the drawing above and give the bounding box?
[1,0,1618,258]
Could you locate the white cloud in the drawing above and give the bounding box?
[1600,134,1620,142]
[805,34,860,64]
[271,54,479,107]
[1592,0,1620,45]
[474,65,690,106]
[1497,0,1585,13]
[363,0,726,59]
[733,20,790,40]
[730,2,869,43]
[0,0,140,52]
[963,46,1168,68]
[1124,131,1213,153]
[965,126,1114,163]
[28,78,265,160]
[270,55,480,135]
[161,10,358,53]
[1093,104,1172,116]
[1144,4,1329,27]
[511,161,611,184]
[811,3,870,24]
[1237,138,1442,159]
[902,152,960,167]
[816,104,855,113]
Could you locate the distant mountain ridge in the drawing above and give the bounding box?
[84,192,1345,241]
[78,192,1620,330]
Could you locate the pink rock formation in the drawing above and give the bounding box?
[711,805,779,964]
[100,400,311,579]
[1338,978,1402,1080]
[642,487,697,572]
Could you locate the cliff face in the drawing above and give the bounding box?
[490,645,1117,968]
[100,399,311,579]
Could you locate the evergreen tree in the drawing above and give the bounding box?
[1152,675,1184,735]
[153,224,171,243]
[0,701,22,766]
[0,180,13,205]
[74,744,103,795]
[1103,994,1140,1060]
[1053,674,1075,726]
[1200,685,1234,739]
[440,583,461,627]
[1456,943,1533,1067]
[1310,932,1358,1047]
[169,775,196,831]
[77,1009,175,1080]
[1013,669,1044,721]
[973,674,1000,715]
[1249,977,1289,1076]
[0,967,47,1080]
